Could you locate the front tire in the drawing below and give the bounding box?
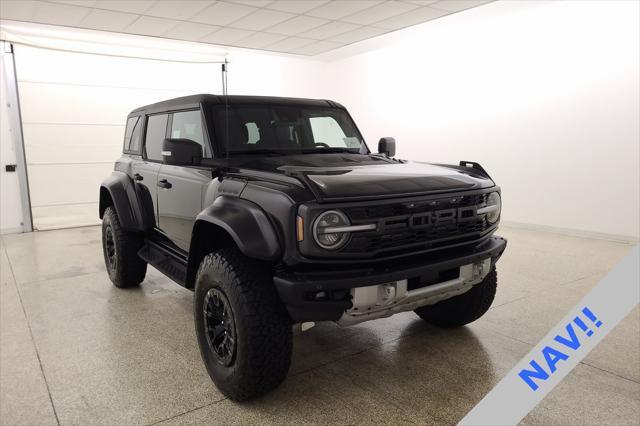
[414,268,497,328]
[194,248,292,401]
[101,206,147,288]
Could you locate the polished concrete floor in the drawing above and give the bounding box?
[0,225,638,425]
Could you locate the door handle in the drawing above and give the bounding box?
[158,179,172,189]
[134,173,143,181]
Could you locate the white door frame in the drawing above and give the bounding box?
[1,41,33,232]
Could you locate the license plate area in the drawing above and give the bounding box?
[407,267,460,291]
[350,279,408,311]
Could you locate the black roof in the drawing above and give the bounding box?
[129,94,344,115]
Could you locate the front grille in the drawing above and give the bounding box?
[341,193,492,256]
[346,193,486,220]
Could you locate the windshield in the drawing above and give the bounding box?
[213,105,367,156]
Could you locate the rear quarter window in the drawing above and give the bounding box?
[129,117,143,152]
[123,116,139,152]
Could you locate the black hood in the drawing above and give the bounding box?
[231,153,494,202]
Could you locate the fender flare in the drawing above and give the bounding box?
[99,171,152,232]
[194,196,281,261]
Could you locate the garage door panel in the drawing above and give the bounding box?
[13,44,220,229]
[32,204,100,230]
[28,163,113,207]
[18,82,187,124]
[14,45,219,92]
[23,124,124,164]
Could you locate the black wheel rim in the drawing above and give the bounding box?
[203,288,236,366]
[104,225,116,271]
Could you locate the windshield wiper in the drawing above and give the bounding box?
[301,147,359,154]
[227,147,361,156]
[227,149,290,156]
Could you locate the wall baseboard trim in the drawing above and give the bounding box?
[1,226,24,235]
[501,221,639,244]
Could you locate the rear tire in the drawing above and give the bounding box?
[414,268,497,328]
[194,248,292,401]
[101,206,147,288]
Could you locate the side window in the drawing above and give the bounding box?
[144,114,169,161]
[170,110,208,157]
[246,122,259,144]
[129,117,142,152]
[123,116,138,151]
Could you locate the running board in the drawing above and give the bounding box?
[138,240,187,286]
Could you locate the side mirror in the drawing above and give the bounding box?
[162,138,202,166]
[378,137,396,157]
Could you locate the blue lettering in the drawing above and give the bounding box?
[554,323,581,350]
[518,360,549,391]
[543,346,569,373]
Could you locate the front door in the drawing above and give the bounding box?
[157,165,211,251]
[157,110,211,251]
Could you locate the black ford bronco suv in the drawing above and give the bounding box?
[99,94,506,401]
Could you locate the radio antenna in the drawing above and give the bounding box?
[221,58,229,160]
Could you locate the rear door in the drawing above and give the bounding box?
[132,113,169,226]
[157,109,212,251]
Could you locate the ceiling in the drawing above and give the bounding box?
[0,0,493,56]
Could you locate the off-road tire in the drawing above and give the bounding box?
[194,248,292,401]
[414,268,497,328]
[101,206,147,288]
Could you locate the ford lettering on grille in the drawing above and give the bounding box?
[342,194,493,255]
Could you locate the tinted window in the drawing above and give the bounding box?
[310,117,348,147]
[213,106,365,155]
[123,116,138,151]
[246,122,259,144]
[144,114,168,161]
[171,110,208,157]
[129,117,142,152]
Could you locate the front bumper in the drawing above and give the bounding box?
[274,236,507,323]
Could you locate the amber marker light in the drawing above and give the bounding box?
[296,216,304,241]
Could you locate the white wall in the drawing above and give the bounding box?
[0,45,25,234]
[227,50,324,98]
[323,0,640,239]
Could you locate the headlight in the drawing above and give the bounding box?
[313,210,350,250]
[481,192,501,224]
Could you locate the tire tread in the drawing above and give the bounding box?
[102,206,147,288]
[195,248,292,401]
[414,269,497,328]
